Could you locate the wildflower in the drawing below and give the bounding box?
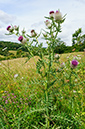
[21,38,27,44]
[14,96,16,98]
[77,55,81,57]
[66,56,69,59]
[44,20,51,28]
[18,36,27,44]
[76,113,78,115]
[73,55,78,60]
[70,60,79,69]
[14,74,18,78]
[12,93,14,95]
[18,36,23,42]
[31,29,37,37]
[14,25,19,31]
[54,53,60,59]
[6,25,14,32]
[1,90,4,93]
[6,25,11,31]
[78,90,82,93]
[54,10,62,21]
[25,103,28,105]
[73,90,76,93]
[60,62,65,68]
[5,100,8,104]
[75,79,78,82]
[28,101,31,104]
[49,11,54,18]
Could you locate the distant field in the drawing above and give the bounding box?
[9,50,17,55]
[0,55,5,58]
[0,51,85,128]
[0,51,85,86]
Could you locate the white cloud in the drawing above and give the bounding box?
[0,27,18,42]
[0,10,16,24]
[0,0,85,46]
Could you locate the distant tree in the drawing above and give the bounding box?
[72,28,85,46]
[54,38,66,54]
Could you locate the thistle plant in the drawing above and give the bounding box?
[6,9,66,128]
[6,10,81,128]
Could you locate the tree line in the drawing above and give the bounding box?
[0,28,85,61]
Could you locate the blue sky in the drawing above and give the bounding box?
[0,0,85,46]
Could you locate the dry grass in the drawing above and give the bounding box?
[9,50,17,55]
[0,52,85,75]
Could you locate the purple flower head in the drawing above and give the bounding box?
[56,10,59,13]
[7,25,11,30]
[45,20,51,28]
[49,11,54,18]
[31,29,35,33]
[49,11,54,14]
[54,10,62,21]
[5,100,8,104]
[31,29,37,37]
[71,60,79,68]
[46,20,48,22]
[71,60,78,66]
[18,36,23,42]
[14,96,16,98]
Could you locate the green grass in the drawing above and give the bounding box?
[0,52,85,129]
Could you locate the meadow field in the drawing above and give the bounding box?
[0,51,85,129]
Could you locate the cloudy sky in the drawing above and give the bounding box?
[0,0,85,47]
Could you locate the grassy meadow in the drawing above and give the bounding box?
[0,52,85,129]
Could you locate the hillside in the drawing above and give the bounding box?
[0,52,85,128]
[0,41,85,61]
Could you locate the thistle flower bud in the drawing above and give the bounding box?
[21,38,27,44]
[60,62,65,68]
[18,36,27,44]
[54,10,62,21]
[44,20,51,28]
[54,53,60,59]
[14,25,19,31]
[31,29,37,37]
[70,60,79,69]
[49,11,54,18]
[22,29,26,34]
[7,25,11,31]
[6,25,14,32]
[18,36,23,42]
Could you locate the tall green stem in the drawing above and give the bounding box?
[45,77,49,128]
